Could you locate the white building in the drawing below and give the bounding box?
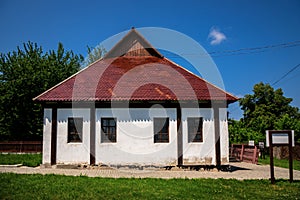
[34,28,238,168]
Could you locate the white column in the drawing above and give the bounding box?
[42,108,52,165]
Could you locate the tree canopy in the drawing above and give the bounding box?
[229,82,300,143]
[0,42,83,141]
[82,45,106,67]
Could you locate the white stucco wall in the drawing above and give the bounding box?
[42,109,52,165]
[42,106,229,166]
[95,108,177,166]
[219,108,229,164]
[56,109,90,164]
[182,108,216,165]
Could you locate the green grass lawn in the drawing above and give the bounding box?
[0,173,299,199]
[259,155,300,171]
[0,153,42,167]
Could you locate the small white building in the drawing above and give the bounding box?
[34,28,238,168]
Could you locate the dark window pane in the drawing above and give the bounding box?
[102,119,108,126]
[111,127,116,134]
[102,126,107,134]
[109,120,116,126]
[188,117,203,143]
[68,117,83,143]
[154,118,169,143]
[101,118,117,143]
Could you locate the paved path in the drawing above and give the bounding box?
[1,162,299,180]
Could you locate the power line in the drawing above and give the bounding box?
[209,40,300,55]
[272,63,300,86]
[162,40,300,58]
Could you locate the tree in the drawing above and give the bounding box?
[228,119,264,144]
[0,42,83,141]
[274,114,300,140]
[83,45,106,67]
[230,82,300,143]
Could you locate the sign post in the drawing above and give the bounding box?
[259,142,265,159]
[266,130,294,184]
[288,133,293,183]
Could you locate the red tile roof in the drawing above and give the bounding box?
[34,56,238,102]
[34,28,238,103]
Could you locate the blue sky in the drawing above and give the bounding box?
[1,0,300,119]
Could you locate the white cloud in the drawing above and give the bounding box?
[208,28,227,45]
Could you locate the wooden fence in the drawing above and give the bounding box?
[0,141,42,153]
[230,144,260,164]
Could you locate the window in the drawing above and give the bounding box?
[68,117,83,143]
[154,118,169,143]
[101,118,117,143]
[188,117,203,143]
